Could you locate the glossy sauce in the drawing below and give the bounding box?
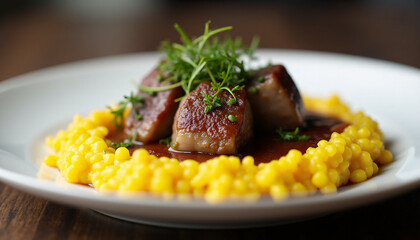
[108,114,348,164]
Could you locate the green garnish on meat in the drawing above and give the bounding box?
[139,22,258,114]
[108,92,143,129]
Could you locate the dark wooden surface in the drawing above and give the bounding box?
[1,1,419,239]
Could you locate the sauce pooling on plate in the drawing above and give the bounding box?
[109,114,347,164]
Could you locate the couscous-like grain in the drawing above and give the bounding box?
[44,95,392,203]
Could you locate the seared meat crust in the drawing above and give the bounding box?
[171,82,252,154]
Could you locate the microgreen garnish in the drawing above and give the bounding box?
[200,65,246,113]
[141,22,258,114]
[258,77,265,83]
[275,128,310,141]
[159,137,172,147]
[202,91,222,114]
[111,141,133,148]
[111,133,138,148]
[228,115,237,122]
[108,92,143,129]
[251,87,258,94]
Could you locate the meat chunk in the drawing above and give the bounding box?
[125,68,183,143]
[171,82,253,155]
[247,65,305,130]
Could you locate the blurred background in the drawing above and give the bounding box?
[0,0,419,81]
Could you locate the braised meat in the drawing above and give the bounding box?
[247,65,305,130]
[171,82,253,154]
[125,68,183,143]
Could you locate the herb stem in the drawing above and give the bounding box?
[174,24,192,45]
[195,26,233,53]
[139,82,183,93]
[205,65,217,84]
[187,58,206,94]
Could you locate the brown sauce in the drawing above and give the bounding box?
[108,114,348,165]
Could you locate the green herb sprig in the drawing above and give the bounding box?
[111,141,133,149]
[202,91,222,114]
[275,128,310,141]
[139,22,258,114]
[111,133,138,148]
[108,92,144,129]
[200,64,245,113]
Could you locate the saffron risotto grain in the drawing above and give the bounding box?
[44,95,393,203]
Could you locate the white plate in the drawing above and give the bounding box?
[1,50,420,229]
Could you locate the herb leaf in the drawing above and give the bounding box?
[111,133,138,148]
[108,92,144,129]
[275,128,310,141]
[228,115,237,122]
[111,141,133,148]
[201,91,222,114]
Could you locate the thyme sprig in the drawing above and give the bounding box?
[108,92,144,129]
[275,128,310,141]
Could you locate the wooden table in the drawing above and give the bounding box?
[1,2,419,239]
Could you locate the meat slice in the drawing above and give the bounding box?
[171,82,253,155]
[125,68,183,143]
[247,65,305,130]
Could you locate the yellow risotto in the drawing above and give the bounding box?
[43,95,393,203]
